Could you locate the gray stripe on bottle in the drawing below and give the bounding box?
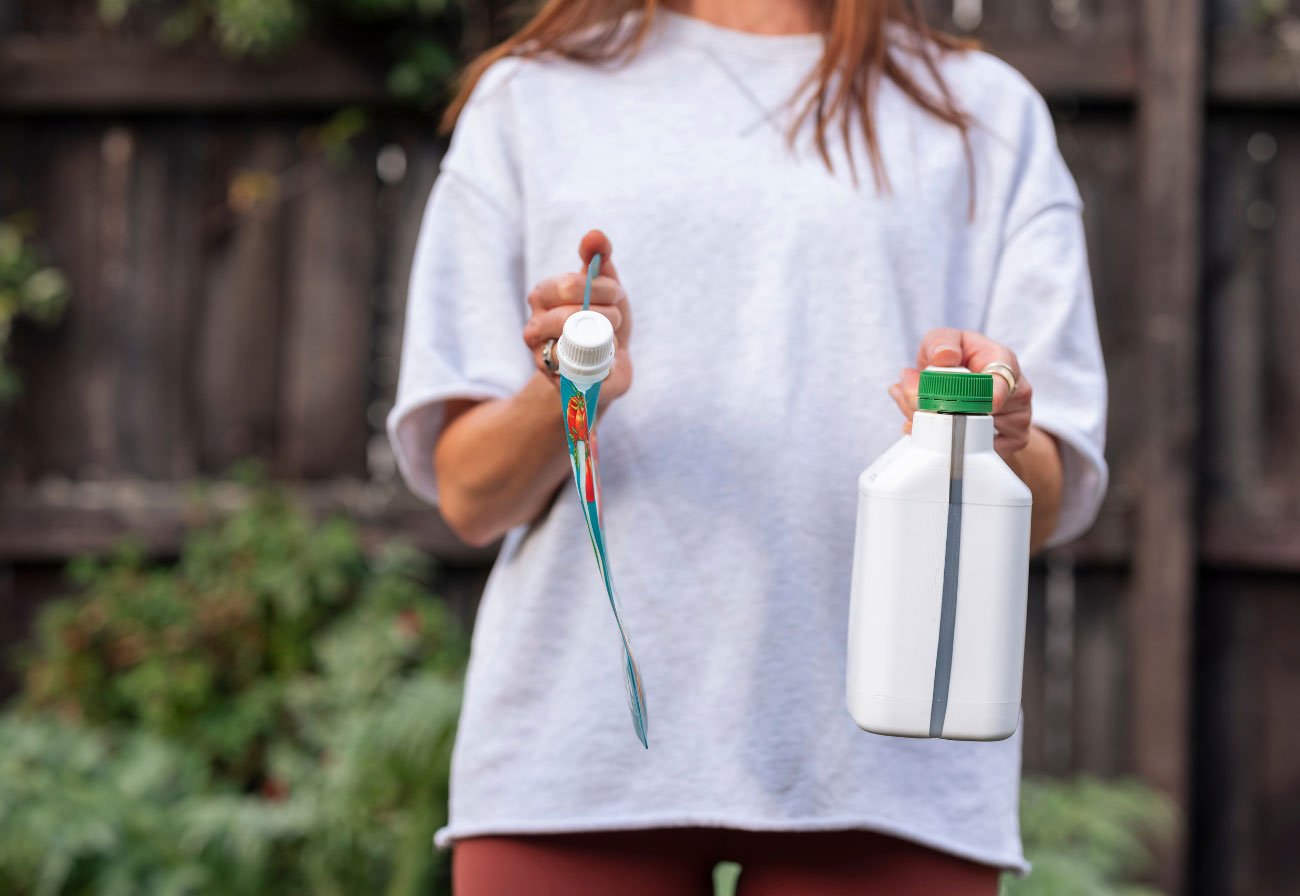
[929,415,965,738]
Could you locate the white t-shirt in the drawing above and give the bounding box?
[388,11,1107,871]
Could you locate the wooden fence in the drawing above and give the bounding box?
[1,1,1298,893]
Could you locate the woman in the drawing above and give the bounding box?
[388,0,1108,892]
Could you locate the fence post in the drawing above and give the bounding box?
[1133,0,1204,890]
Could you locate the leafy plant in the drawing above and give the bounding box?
[99,0,480,103]
[1002,777,1175,896]
[5,486,466,895]
[0,215,70,400]
[3,485,1173,895]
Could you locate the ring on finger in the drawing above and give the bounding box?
[542,338,559,374]
[981,361,1017,395]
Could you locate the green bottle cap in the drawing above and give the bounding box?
[917,369,994,415]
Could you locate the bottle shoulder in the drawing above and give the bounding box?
[859,437,1032,507]
[962,452,1033,506]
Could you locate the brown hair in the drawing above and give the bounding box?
[443,1,975,190]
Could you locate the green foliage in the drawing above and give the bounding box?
[100,0,473,103]
[212,0,307,56]
[0,215,70,400]
[1002,777,1175,896]
[2,486,1172,895]
[0,719,215,896]
[386,38,460,101]
[4,488,466,895]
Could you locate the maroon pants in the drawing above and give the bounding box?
[454,827,1000,895]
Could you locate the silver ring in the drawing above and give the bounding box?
[982,361,1017,395]
[542,338,559,374]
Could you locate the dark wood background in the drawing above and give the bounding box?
[1,1,1297,893]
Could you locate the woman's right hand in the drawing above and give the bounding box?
[523,229,633,403]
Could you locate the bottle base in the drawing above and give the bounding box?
[846,688,1019,742]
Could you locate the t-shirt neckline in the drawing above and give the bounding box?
[655,9,826,58]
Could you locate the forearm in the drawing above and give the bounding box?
[1005,425,1063,554]
[433,373,572,546]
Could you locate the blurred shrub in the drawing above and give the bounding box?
[0,486,1173,895]
[0,215,70,400]
[3,488,466,895]
[100,0,475,103]
[1002,776,1174,896]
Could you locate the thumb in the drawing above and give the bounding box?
[578,229,618,281]
[917,327,965,370]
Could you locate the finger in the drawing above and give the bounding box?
[991,374,1032,415]
[522,304,624,351]
[958,332,1023,403]
[527,276,564,313]
[960,332,1021,378]
[578,229,619,282]
[888,382,914,421]
[990,375,1011,412]
[986,369,1032,416]
[530,274,625,311]
[992,406,1032,438]
[533,342,560,379]
[994,431,1030,458]
[903,420,913,435]
[899,367,921,412]
[917,328,965,370]
[556,273,625,307]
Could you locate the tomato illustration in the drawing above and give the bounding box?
[566,394,589,441]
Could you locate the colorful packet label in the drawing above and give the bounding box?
[560,372,649,748]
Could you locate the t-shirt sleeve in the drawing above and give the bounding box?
[983,90,1109,547]
[386,65,532,506]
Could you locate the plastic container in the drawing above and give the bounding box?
[846,368,1032,741]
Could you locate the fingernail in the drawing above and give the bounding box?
[934,343,959,357]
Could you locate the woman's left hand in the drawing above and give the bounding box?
[888,328,1034,462]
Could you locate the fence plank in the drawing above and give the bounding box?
[1200,119,1300,571]
[1056,114,1140,556]
[1210,31,1300,105]
[3,11,1300,113]
[1253,584,1300,896]
[194,127,293,473]
[1020,568,1048,773]
[0,37,387,111]
[1072,568,1130,776]
[115,124,201,478]
[0,480,497,563]
[367,137,444,483]
[277,152,377,478]
[1266,125,1300,498]
[1130,0,1204,888]
[1196,575,1300,896]
[4,124,117,477]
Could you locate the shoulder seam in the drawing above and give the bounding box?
[1002,198,1083,248]
[437,167,518,224]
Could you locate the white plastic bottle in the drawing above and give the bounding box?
[846,368,1032,741]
